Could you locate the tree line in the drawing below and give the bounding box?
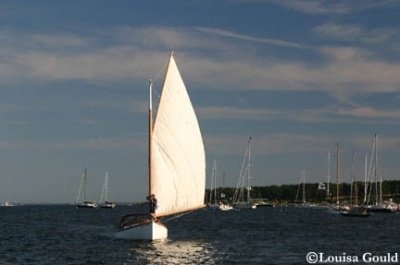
[206,180,400,204]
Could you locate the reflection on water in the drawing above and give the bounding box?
[128,240,216,264]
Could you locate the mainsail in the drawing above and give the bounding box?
[151,54,205,217]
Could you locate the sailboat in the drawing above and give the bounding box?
[365,134,396,213]
[208,159,219,209]
[114,52,206,240]
[328,143,349,213]
[295,170,316,207]
[207,160,233,211]
[340,148,370,217]
[233,137,256,209]
[0,201,16,207]
[75,168,97,209]
[99,172,116,209]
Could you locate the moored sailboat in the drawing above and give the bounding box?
[365,134,396,213]
[75,168,97,209]
[114,52,206,240]
[99,172,116,209]
[233,137,256,209]
[208,159,219,209]
[340,148,370,217]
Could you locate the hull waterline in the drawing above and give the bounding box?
[114,220,168,240]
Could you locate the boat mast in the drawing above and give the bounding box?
[351,147,355,206]
[214,160,217,205]
[209,159,217,204]
[83,167,87,202]
[148,79,154,213]
[380,174,383,205]
[374,133,378,206]
[105,172,109,202]
[247,137,253,204]
[336,143,339,206]
[302,170,306,204]
[327,152,330,198]
[363,152,368,204]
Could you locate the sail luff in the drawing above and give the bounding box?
[148,79,154,214]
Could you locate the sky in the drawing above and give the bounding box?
[1,0,400,203]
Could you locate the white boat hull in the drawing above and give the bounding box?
[100,202,116,209]
[76,201,97,208]
[114,220,168,240]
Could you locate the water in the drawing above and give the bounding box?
[0,205,398,264]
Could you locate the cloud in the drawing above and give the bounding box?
[314,23,399,45]
[335,107,400,119]
[197,104,400,125]
[198,106,279,120]
[195,27,307,49]
[0,135,146,151]
[267,0,350,14]
[267,0,397,15]
[205,133,333,156]
[1,26,400,98]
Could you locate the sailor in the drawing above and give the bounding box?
[147,194,157,214]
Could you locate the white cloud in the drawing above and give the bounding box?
[197,104,400,125]
[205,133,334,156]
[195,27,307,49]
[198,106,279,120]
[335,107,400,119]
[314,23,399,45]
[268,0,350,14]
[0,26,400,98]
[267,0,397,15]
[0,135,146,151]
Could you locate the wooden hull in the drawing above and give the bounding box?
[114,220,168,240]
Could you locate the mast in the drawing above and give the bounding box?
[351,147,355,206]
[247,137,253,204]
[380,175,383,205]
[209,159,217,204]
[374,133,378,205]
[366,134,376,205]
[327,152,330,198]
[302,170,306,203]
[83,167,87,202]
[105,172,109,202]
[336,143,339,206]
[363,152,368,204]
[148,79,153,213]
[214,160,217,204]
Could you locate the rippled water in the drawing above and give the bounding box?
[0,205,398,264]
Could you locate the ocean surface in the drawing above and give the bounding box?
[0,204,398,264]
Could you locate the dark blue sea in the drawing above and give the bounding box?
[0,205,398,264]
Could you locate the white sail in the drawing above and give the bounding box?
[151,54,205,217]
[99,172,109,203]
